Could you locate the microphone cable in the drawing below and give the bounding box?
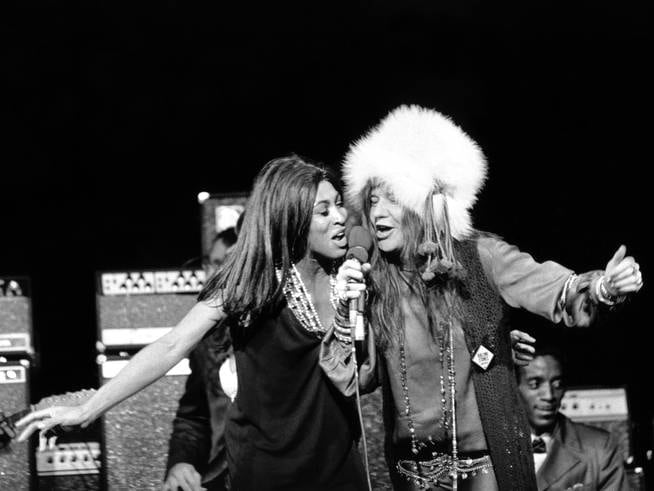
[352,319,372,491]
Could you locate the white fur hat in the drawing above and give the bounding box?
[342,105,487,240]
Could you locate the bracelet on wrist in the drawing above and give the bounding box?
[596,275,617,306]
[333,330,353,343]
[558,273,577,312]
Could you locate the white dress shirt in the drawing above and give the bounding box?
[531,433,552,472]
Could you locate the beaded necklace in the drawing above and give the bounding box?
[276,263,339,336]
[398,318,458,460]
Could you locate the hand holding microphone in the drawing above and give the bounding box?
[334,226,373,341]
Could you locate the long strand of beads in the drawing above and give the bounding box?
[398,341,419,455]
[398,321,462,488]
[400,328,455,457]
[397,317,460,488]
[447,318,458,490]
[438,328,449,431]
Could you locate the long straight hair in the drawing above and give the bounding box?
[360,181,464,351]
[198,155,331,329]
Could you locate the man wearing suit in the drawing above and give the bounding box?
[163,327,234,491]
[516,346,629,491]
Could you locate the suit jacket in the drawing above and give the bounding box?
[536,414,629,491]
[166,327,232,490]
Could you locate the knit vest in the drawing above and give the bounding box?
[457,236,537,491]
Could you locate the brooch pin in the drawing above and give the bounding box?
[471,344,494,370]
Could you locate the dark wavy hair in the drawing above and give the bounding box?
[360,181,465,351]
[198,155,333,330]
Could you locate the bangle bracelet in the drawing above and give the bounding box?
[334,330,352,343]
[599,277,620,304]
[558,273,577,312]
[596,275,617,306]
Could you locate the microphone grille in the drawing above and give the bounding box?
[347,226,373,261]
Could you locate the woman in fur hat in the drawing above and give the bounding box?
[342,105,643,491]
[17,155,373,491]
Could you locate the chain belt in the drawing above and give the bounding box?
[396,452,493,488]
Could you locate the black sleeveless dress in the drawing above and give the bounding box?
[225,305,367,491]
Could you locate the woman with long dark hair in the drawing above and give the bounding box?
[17,155,371,490]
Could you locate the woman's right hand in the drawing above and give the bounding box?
[15,404,88,442]
[334,259,370,303]
[333,259,370,340]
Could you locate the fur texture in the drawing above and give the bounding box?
[342,105,487,239]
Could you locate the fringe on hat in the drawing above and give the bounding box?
[342,105,487,240]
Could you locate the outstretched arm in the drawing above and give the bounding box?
[555,245,642,326]
[16,300,225,441]
[480,237,643,327]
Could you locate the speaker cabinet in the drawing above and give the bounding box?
[0,359,33,490]
[99,356,190,490]
[96,270,204,352]
[0,277,33,356]
[198,192,247,256]
[560,387,633,460]
[95,269,204,489]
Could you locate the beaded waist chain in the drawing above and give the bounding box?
[396,452,493,487]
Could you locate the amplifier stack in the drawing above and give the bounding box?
[0,276,35,489]
[95,268,205,489]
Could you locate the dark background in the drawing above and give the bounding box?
[2,0,652,471]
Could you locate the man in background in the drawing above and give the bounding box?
[203,227,237,278]
[163,226,238,491]
[516,342,629,490]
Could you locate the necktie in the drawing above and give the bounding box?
[532,436,547,454]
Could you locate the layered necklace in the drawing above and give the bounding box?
[395,315,471,489]
[398,319,457,457]
[275,263,339,336]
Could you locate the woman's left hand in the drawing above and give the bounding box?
[603,245,643,296]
